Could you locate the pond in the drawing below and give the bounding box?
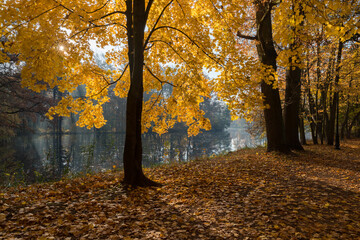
[0,128,264,186]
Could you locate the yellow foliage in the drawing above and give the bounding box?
[0,0,265,134]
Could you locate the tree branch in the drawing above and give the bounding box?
[84,0,110,14]
[144,64,177,87]
[2,5,61,36]
[236,31,257,40]
[68,22,124,40]
[151,26,224,67]
[87,64,129,99]
[144,0,174,50]
[145,0,155,22]
[149,39,192,68]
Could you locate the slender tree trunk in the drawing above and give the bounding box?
[315,40,323,144]
[123,0,158,186]
[341,78,352,139]
[321,50,335,143]
[255,0,289,153]
[327,81,334,144]
[305,62,318,144]
[348,110,360,138]
[320,90,328,143]
[299,86,307,145]
[341,102,350,139]
[308,92,318,144]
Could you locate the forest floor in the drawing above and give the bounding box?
[1,139,360,239]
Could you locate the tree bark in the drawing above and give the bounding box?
[327,40,343,146]
[283,2,304,150]
[255,1,289,153]
[123,0,159,186]
[299,88,307,145]
[284,64,303,150]
[348,110,360,138]
[321,50,335,143]
[341,78,352,139]
[315,40,323,144]
[341,102,350,139]
[305,61,318,145]
[284,59,303,150]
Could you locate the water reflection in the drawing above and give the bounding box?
[0,128,262,186]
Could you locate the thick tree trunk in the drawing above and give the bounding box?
[283,3,304,150]
[123,0,158,186]
[255,1,289,153]
[284,64,303,150]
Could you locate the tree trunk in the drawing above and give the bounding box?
[348,111,360,138]
[283,3,304,150]
[341,102,350,139]
[299,114,306,145]
[315,40,323,144]
[321,49,335,143]
[305,62,318,144]
[255,0,289,153]
[327,82,335,145]
[327,40,343,146]
[284,65,303,150]
[341,78,352,139]
[299,89,307,145]
[123,0,158,186]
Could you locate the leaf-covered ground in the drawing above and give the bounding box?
[1,139,360,239]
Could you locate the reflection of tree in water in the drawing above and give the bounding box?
[191,131,231,157]
[0,135,44,185]
[1,130,233,185]
[142,131,231,167]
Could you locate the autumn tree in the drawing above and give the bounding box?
[234,0,289,152]
[274,1,305,150]
[301,0,360,146]
[2,0,247,186]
